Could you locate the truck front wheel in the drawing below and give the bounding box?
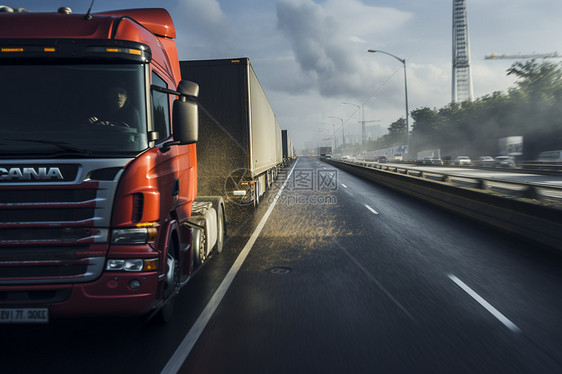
[154,240,179,324]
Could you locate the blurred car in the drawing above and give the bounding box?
[431,158,444,166]
[454,156,472,166]
[535,150,562,162]
[420,156,433,165]
[478,156,495,167]
[494,155,516,168]
[376,155,388,163]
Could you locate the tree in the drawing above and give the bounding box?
[386,118,406,144]
[411,107,438,134]
[507,60,562,102]
[372,60,562,159]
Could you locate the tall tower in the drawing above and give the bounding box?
[452,0,474,103]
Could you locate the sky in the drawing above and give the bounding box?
[5,0,562,151]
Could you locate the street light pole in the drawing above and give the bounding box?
[367,49,409,154]
[328,116,344,153]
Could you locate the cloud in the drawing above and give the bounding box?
[174,0,233,58]
[276,0,412,98]
[177,0,227,34]
[349,36,366,44]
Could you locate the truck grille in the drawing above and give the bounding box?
[1,263,88,278]
[0,245,105,285]
[0,184,108,284]
[0,208,95,223]
[0,246,105,285]
[0,186,98,226]
[0,188,96,203]
[0,228,99,244]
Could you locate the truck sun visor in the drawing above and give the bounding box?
[0,39,151,63]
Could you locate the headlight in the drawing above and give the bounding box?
[106,258,158,272]
[111,227,158,244]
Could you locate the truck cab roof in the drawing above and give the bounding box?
[0,8,174,38]
[0,8,180,82]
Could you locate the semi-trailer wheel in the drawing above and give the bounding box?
[193,222,207,267]
[254,180,260,207]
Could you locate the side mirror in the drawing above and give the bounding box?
[177,80,199,98]
[172,99,198,144]
[172,80,199,145]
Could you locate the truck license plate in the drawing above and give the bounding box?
[0,308,49,323]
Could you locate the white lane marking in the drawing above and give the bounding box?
[448,274,521,333]
[161,159,300,374]
[336,241,417,324]
[341,184,348,188]
[365,204,379,215]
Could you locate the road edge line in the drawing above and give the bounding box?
[161,158,300,374]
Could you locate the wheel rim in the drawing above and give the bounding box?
[164,253,176,298]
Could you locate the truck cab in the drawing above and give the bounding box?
[0,8,221,323]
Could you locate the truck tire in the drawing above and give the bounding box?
[154,240,179,324]
[193,222,207,267]
[254,180,260,207]
[216,203,225,253]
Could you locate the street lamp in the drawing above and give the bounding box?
[328,116,344,152]
[367,49,409,154]
[341,102,365,145]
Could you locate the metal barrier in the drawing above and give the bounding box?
[347,160,562,206]
[325,159,562,253]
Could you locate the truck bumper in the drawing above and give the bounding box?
[0,271,161,317]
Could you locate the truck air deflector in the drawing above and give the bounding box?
[96,8,176,39]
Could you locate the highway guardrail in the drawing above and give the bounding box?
[325,159,562,253]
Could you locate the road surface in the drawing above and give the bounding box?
[2,157,561,374]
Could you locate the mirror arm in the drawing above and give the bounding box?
[151,84,180,96]
[159,140,181,153]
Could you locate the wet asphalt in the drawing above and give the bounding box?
[2,157,562,374]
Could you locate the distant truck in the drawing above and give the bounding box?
[282,130,295,164]
[0,7,227,323]
[417,149,441,161]
[416,149,442,165]
[179,58,283,207]
[318,146,332,159]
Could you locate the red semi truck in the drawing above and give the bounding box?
[0,7,225,323]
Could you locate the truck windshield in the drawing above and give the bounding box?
[0,64,148,156]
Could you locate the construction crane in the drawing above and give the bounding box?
[485,52,561,60]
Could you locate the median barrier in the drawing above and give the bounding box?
[326,160,562,253]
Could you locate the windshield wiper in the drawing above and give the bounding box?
[4,138,94,156]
